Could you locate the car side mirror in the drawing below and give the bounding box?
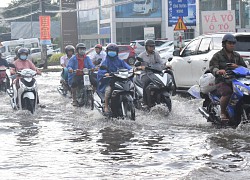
[173,49,180,56]
[168,57,173,62]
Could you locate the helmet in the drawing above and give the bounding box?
[65,45,75,54]
[222,33,237,44]
[106,43,119,53]
[17,48,29,60]
[76,43,86,51]
[95,44,102,50]
[14,46,22,55]
[145,39,155,47]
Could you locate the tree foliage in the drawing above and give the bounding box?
[2,0,59,21]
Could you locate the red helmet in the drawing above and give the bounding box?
[95,44,102,50]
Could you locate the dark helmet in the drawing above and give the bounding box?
[17,48,29,58]
[65,45,75,54]
[222,33,237,44]
[145,39,155,47]
[76,43,86,51]
[106,43,119,53]
[95,44,102,50]
[14,46,22,55]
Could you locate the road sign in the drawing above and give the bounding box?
[174,17,187,31]
[170,0,188,17]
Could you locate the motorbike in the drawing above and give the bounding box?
[0,66,7,92]
[9,69,38,114]
[191,66,250,127]
[133,57,173,112]
[73,68,94,109]
[94,67,135,120]
[57,68,70,96]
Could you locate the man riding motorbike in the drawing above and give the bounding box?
[90,44,106,66]
[67,43,95,106]
[59,45,75,95]
[209,33,247,122]
[97,43,131,114]
[136,39,166,108]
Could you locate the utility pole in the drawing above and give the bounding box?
[40,0,48,69]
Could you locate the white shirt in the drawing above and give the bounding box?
[90,51,106,65]
[60,55,71,67]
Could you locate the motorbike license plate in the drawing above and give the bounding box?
[83,75,91,86]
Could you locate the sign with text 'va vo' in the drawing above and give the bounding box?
[201,10,236,34]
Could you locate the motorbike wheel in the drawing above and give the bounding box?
[122,96,135,121]
[84,90,94,110]
[25,98,35,114]
[162,96,172,112]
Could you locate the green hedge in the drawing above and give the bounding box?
[48,53,64,66]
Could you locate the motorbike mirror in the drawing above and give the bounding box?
[134,61,141,67]
[136,57,143,62]
[100,65,108,70]
[8,63,16,68]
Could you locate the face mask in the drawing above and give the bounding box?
[78,50,86,56]
[20,55,27,60]
[108,51,117,58]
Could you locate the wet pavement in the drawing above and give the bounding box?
[0,72,250,180]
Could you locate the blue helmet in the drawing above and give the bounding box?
[222,34,237,43]
[106,43,119,53]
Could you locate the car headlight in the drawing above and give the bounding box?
[235,84,250,95]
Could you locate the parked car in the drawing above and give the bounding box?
[130,39,168,55]
[169,32,250,90]
[87,45,136,65]
[160,39,192,63]
[156,41,173,53]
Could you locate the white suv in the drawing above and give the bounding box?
[169,32,250,90]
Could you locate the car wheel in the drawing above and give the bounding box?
[128,57,135,65]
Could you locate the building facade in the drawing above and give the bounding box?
[77,0,250,48]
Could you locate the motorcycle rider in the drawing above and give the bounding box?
[13,46,22,61]
[97,43,131,114]
[11,48,41,75]
[11,48,43,107]
[209,33,247,122]
[67,43,95,106]
[60,45,75,95]
[136,39,165,108]
[90,44,106,66]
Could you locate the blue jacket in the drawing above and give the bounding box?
[67,55,95,86]
[97,56,131,94]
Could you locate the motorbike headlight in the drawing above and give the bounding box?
[235,84,250,95]
[83,68,89,75]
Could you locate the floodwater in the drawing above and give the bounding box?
[0,72,250,180]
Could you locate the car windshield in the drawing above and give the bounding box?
[235,36,250,51]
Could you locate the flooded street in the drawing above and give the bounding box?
[1,72,250,179]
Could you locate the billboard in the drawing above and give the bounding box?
[115,0,162,18]
[168,0,196,26]
[201,10,236,34]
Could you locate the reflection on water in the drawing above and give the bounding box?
[97,127,134,160]
[16,120,40,146]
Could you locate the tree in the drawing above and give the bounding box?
[2,0,59,21]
